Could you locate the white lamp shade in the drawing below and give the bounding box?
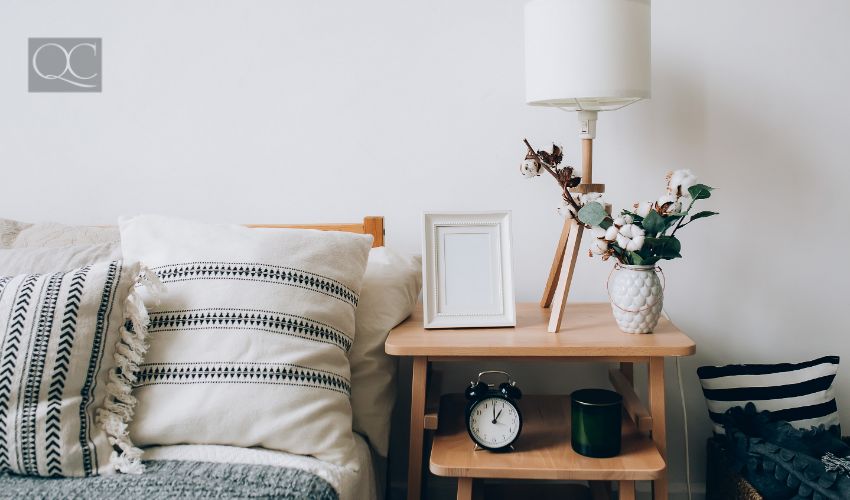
[525,0,651,110]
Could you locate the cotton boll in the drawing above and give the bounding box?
[616,224,643,250]
[656,194,681,213]
[590,239,609,255]
[579,192,603,206]
[605,226,619,241]
[592,227,607,239]
[557,201,577,219]
[634,202,653,218]
[668,169,698,196]
[520,158,541,178]
[626,235,645,252]
[657,194,678,206]
[622,214,634,224]
[613,217,625,227]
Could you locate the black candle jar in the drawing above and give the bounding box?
[571,388,623,458]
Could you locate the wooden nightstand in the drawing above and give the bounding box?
[385,302,696,500]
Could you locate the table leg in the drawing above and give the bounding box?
[456,477,474,500]
[649,357,668,500]
[620,362,634,384]
[589,481,612,499]
[407,357,428,500]
[618,480,636,500]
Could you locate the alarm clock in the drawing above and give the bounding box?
[464,371,523,451]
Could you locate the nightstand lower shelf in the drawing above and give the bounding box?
[430,394,664,499]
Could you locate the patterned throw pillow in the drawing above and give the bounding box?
[120,215,372,468]
[698,356,841,435]
[0,260,150,477]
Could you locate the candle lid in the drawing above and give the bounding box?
[571,388,623,407]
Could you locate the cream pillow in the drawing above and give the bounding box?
[0,243,122,276]
[350,248,421,456]
[120,215,372,468]
[0,218,119,249]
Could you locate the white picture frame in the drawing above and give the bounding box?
[422,211,516,329]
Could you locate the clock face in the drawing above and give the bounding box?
[468,397,521,449]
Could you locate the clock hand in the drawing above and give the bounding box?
[492,404,497,424]
[495,408,503,422]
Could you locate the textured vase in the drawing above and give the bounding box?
[608,264,663,334]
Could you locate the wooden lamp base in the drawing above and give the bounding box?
[541,218,584,333]
[541,138,606,333]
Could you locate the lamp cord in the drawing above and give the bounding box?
[663,309,693,500]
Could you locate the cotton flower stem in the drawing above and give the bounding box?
[611,246,627,265]
[670,196,697,237]
[523,138,582,211]
[523,139,560,182]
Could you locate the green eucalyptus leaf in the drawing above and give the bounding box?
[688,210,719,223]
[667,236,682,258]
[630,252,646,265]
[599,218,613,230]
[577,202,607,227]
[642,210,666,235]
[688,184,714,200]
[644,236,682,260]
[663,214,685,231]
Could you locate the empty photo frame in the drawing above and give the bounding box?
[422,212,516,328]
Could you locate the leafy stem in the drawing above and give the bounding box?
[669,196,697,237]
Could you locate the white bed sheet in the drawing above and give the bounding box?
[142,433,378,500]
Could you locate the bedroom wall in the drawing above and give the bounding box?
[2,1,849,498]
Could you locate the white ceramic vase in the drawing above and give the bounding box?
[607,264,664,334]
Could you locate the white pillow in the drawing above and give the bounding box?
[0,243,122,276]
[119,215,372,468]
[0,218,119,249]
[350,248,421,456]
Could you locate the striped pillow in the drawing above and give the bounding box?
[0,261,150,476]
[119,215,373,468]
[698,356,841,435]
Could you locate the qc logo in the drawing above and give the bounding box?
[28,38,101,92]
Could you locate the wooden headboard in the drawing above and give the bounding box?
[245,216,384,248]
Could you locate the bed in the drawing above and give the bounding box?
[0,216,410,500]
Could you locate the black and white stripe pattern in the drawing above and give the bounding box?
[135,361,352,396]
[151,262,359,307]
[0,261,140,477]
[148,308,354,352]
[20,272,64,475]
[698,356,840,434]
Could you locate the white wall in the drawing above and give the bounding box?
[2,1,849,498]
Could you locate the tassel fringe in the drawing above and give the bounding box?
[95,265,164,475]
[822,452,850,477]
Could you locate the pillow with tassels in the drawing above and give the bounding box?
[0,260,159,477]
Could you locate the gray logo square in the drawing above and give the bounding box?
[29,38,101,92]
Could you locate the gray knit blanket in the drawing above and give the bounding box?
[0,460,339,500]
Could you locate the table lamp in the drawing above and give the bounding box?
[525,0,651,332]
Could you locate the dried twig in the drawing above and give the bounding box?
[523,138,581,211]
